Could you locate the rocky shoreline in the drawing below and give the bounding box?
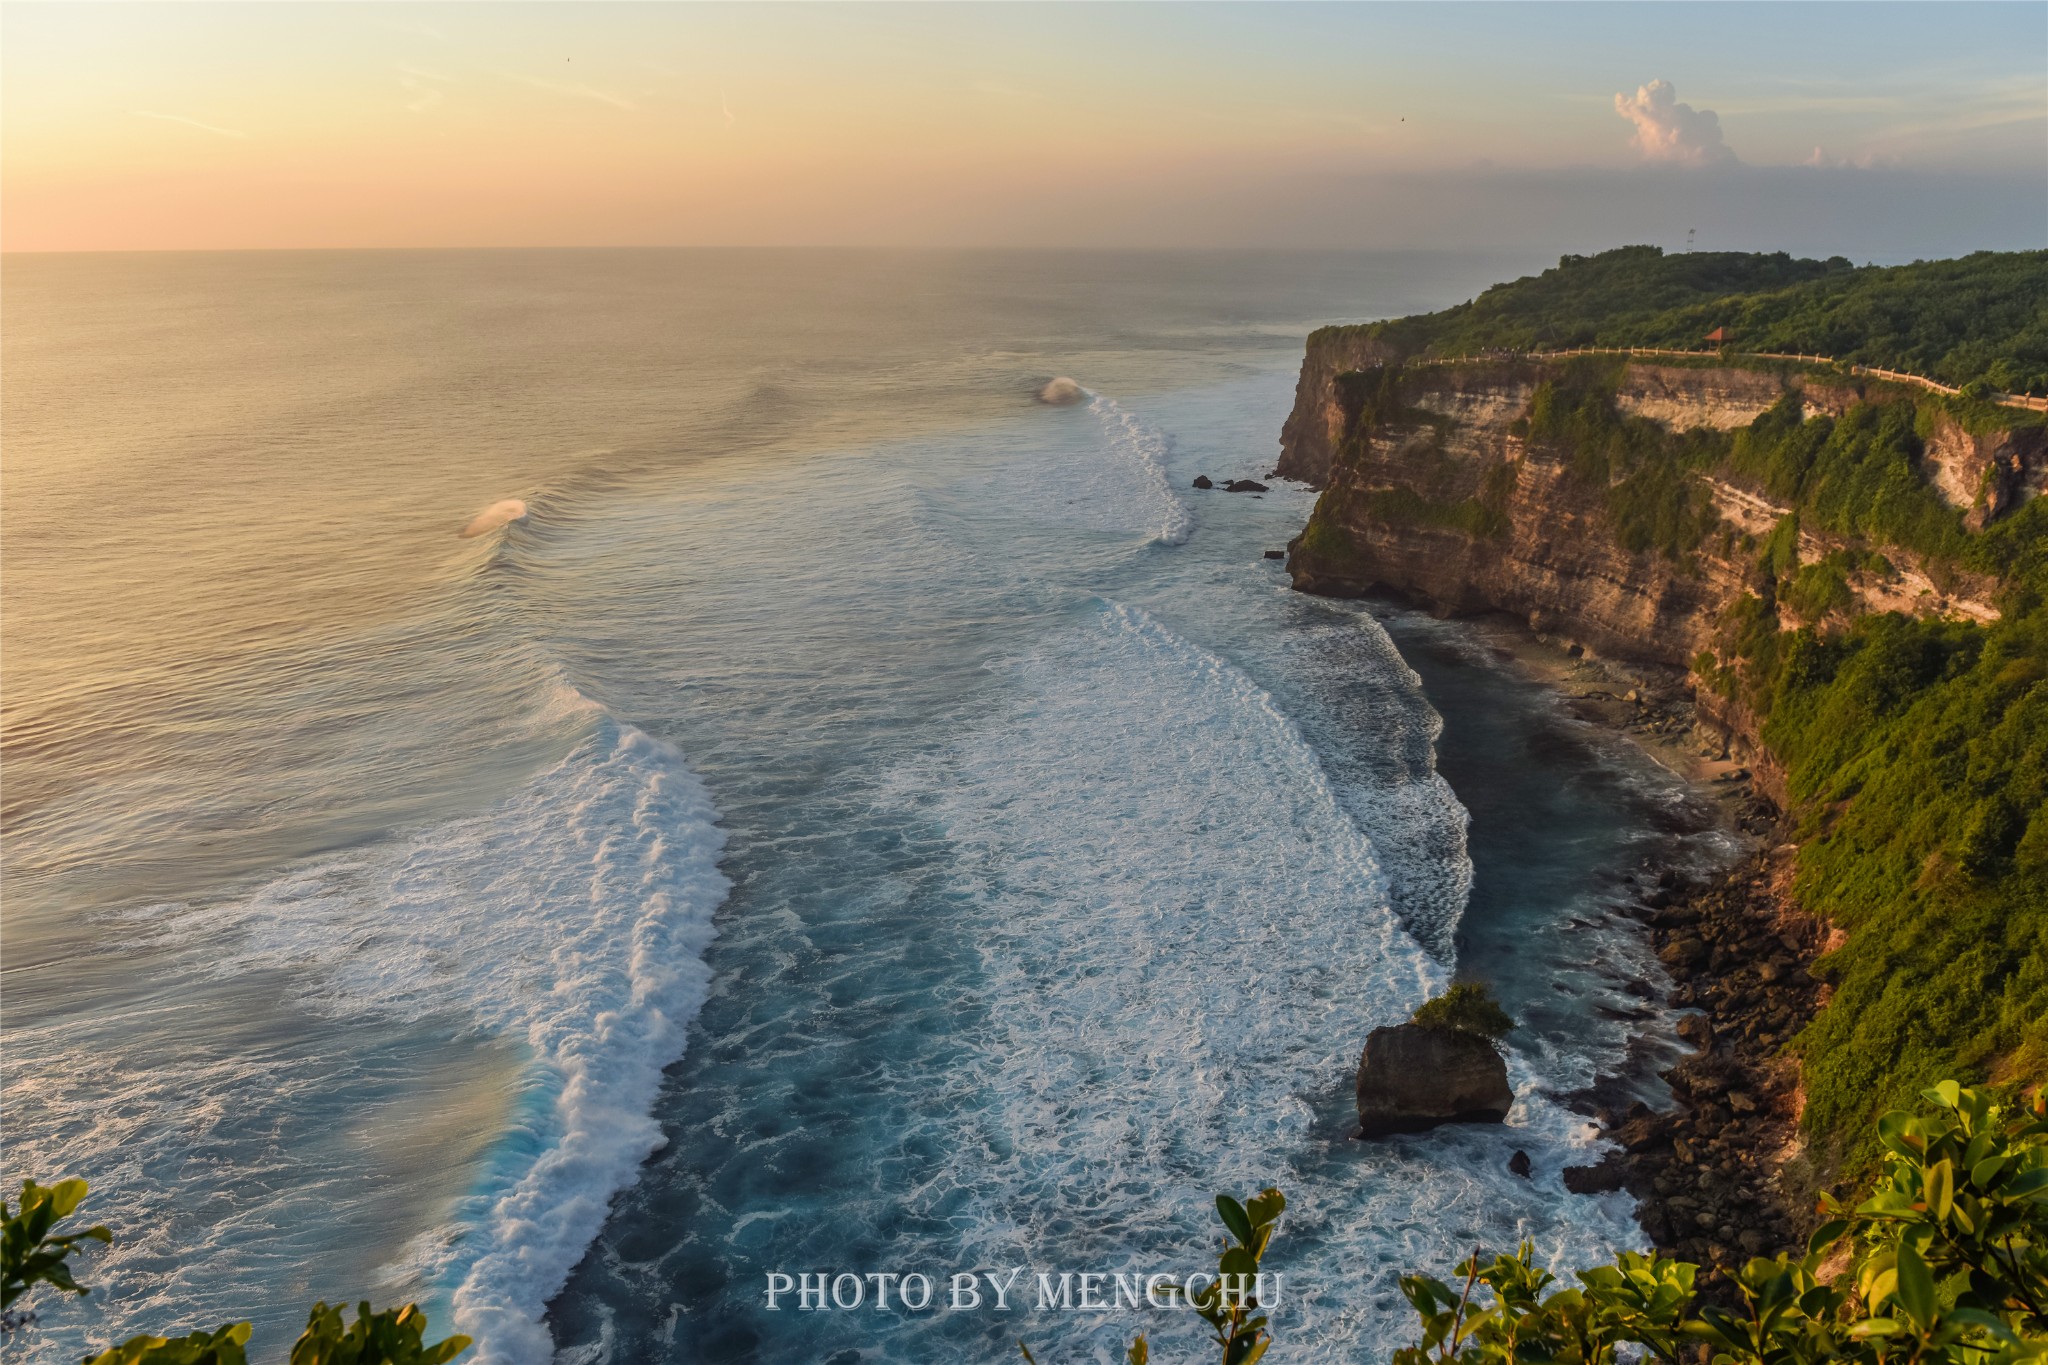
[1409,614,1827,1287]
[1507,636,1829,1288]
[1567,842,1826,1283]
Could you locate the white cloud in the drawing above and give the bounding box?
[398,66,450,115]
[1614,80,1735,166]
[133,110,249,140]
[510,74,636,111]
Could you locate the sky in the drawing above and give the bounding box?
[4,1,2045,259]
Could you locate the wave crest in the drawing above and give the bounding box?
[460,499,529,539]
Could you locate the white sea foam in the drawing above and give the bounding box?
[102,709,727,1365]
[1089,396,1195,545]
[865,601,1641,1359]
[1230,600,1474,959]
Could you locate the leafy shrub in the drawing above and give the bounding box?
[1,1180,470,1365]
[1393,1083,2048,1364]
[1022,1189,1286,1365]
[1411,983,1515,1041]
[1,1180,108,1326]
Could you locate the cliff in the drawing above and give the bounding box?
[1278,352,2041,788]
[1279,330,2048,1263]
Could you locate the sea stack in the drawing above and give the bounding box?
[1354,1023,1513,1138]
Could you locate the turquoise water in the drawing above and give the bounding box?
[3,250,1725,1363]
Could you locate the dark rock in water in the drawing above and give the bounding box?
[1223,479,1269,493]
[1264,550,1285,560]
[1354,1023,1513,1138]
[1192,475,1214,489]
[1508,1149,1532,1179]
[1563,1156,1629,1195]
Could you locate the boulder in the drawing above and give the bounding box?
[1507,1149,1532,1179]
[1192,475,1214,489]
[1223,479,1269,493]
[1263,550,1286,561]
[1354,1023,1513,1138]
[1676,1013,1714,1050]
[1563,1156,1629,1194]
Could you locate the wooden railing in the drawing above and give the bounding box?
[1402,346,2048,414]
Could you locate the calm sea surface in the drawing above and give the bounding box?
[3,250,1728,1363]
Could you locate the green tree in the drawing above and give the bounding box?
[1411,983,1516,1042]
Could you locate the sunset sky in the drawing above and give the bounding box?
[5,1,2044,257]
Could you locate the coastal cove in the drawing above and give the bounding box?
[6,248,1738,1365]
[1276,246,2048,1297]
[8,247,2040,1364]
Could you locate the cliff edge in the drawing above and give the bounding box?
[1279,353,2042,792]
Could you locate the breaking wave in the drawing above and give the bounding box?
[1089,396,1195,545]
[95,701,727,1365]
[460,499,530,539]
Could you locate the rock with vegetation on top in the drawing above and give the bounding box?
[1354,1024,1514,1137]
[1355,983,1516,1139]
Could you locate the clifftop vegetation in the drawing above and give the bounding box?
[1300,312,2046,1172]
[1321,246,2048,396]
[1515,358,2048,1166]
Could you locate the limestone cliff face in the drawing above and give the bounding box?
[1277,329,1402,488]
[1279,351,2034,769]
[1919,416,2048,528]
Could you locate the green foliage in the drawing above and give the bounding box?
[1297,507,1362,564]
[84,1324,253,1365]
[1394,1084,2048,1364]
[1411,983,1516,1041]
[1335,365,1419,435]
[2,1180,468,1365]
[1780,554,1860,622]
[76,1304,470,1365]
[77,1304,470,1365]
[1337,246,1850,358]
[1357,487,1508,540]
[1733,603,2048,1160]
[1317,246,2048,394]
[1021,1188,1285,1365]
[286,1303,471,1365]
[3,1180,110,1319]
[1395,1247,1697,1364]
[1521,365,1727,560]
[1188,1189,1286,1365]
[1762,400,1969,565]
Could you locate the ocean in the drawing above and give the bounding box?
[3,249,1731,1363]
